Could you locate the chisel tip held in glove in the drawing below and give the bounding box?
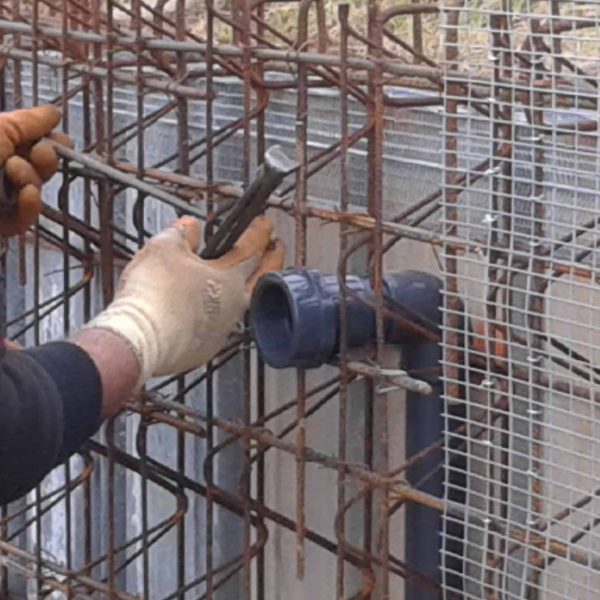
[200,145,299,260]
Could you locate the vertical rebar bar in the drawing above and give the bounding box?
[239,1,254,596]
[205,0,216,595]
[367,2,390,598]
[294,0,310,580]
[336,6,350,598]
[175,2,189,596]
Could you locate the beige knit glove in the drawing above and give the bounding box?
[85,215,284,382]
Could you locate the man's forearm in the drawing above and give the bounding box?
[70,328,141,419]
[0,340,105,504]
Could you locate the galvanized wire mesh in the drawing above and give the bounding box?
[441,2,600,599]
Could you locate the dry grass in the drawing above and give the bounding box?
[186,0,600,71]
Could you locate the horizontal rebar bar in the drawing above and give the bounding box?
[0,19,452,79]
[0,45,211,99]
[50,142,206,219]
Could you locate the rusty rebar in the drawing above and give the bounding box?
[3,2,600,599]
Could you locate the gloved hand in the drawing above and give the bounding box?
[0,105,73,237]
[85,215,285,383]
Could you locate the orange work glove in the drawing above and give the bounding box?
[4,339,22,350]
[0,105,73,237]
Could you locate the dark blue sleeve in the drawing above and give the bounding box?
[0,342,102,504]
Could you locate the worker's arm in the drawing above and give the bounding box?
[0,216,284,505]
[0,342,101,502]
[0,105,284,503]
[0,328,140,504]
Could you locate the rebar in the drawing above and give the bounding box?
[1,1,600,599]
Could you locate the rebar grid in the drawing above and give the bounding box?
[0,0,598,598]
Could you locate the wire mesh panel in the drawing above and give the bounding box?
[440,2,600,599]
